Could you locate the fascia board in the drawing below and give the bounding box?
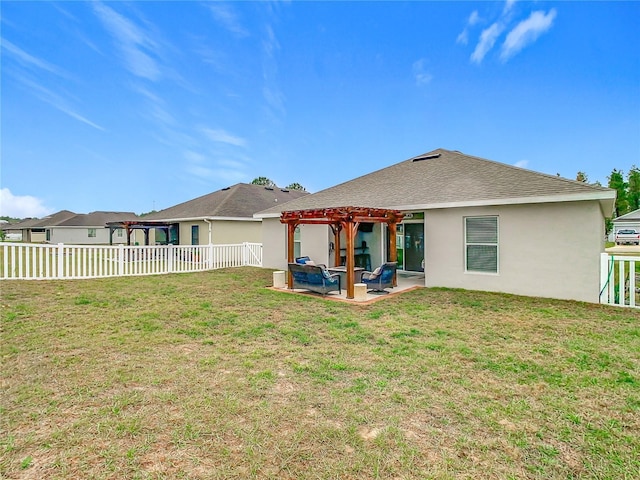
[388,191,616,211]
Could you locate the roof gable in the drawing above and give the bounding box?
[613,208,640,222]
[256,149,615,216]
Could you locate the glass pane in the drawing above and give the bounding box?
[466,217,497,243]
[467,245,497,273]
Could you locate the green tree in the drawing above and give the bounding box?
[608,168,629,217]
[576,171,589,182]
[285,182,306,191]
[627,165,640,211]
[251,177,276,187]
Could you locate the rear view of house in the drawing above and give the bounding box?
[257,149,615,303]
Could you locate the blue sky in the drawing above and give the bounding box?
[2,1,639,218]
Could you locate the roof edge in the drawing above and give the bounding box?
[143,216,260,223]
[388,191,615,212]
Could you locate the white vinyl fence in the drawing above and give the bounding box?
[1,242,262,280]
[600,253,640,308]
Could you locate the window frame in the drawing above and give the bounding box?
[464,216,499,275]
[88,228,97,238]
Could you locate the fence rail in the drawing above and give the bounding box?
[600,253,640,308]
[1,242,262,280]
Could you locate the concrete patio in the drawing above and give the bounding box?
[271,271,425,304]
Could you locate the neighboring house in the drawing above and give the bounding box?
[1,210,77,243]
[611,208,640,240]
[49,211,141,245]
[256,148,615,303]
[143,183,309,245]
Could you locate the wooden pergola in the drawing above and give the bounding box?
[106,220,174,246]
[280,206,404,299]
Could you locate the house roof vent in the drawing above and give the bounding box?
[412,153,441,162]
[221,187,230,191]
[264,186,274,190]
[280,188,289,192]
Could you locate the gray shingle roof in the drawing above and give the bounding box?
[56,211,140,227]
[613,208,640,222]
[256,148,615,216]
[144,183,309,221]
[10,210,78,229]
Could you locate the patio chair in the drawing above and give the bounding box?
[360,262,397,293]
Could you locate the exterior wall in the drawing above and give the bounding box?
[178,220,261,246]
[29,231,46,243]
[424,201,605,303]
[262,218,288,270]
[48,227,142,245]
[261,219,331,270]
[299,224,331,265]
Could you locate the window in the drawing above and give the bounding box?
[294,226,301,258]
[116,228,123,237]
[465,216,498,273]
[191,225,199,245]
[88,228,96,238]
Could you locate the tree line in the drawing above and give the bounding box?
[251,177,306,191]
[577,167,640,219]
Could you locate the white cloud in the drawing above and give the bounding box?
[456,10,481,45]
[93,2,161,81]
[0,188,54,218]
[206,3,249,38]
[471,22,504,64]
[201,128,247,147]
[12,73,105,131]
[1,38,69,78]
[500,9,557,61]
[514,160,529,169]
[503,0,517,15]
[261,24,286,119]
[412,59,433,86]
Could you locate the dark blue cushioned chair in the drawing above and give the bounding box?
[360,262,397,293]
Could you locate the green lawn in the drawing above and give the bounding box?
[2,268,639,479]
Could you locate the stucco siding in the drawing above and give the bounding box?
[262,218,288,270]
[48,227,125,245]
[424,201,605,302]
[261,219,331,269]
[299,224,331,266]
[177,220,261,245]
[212,221,261,245]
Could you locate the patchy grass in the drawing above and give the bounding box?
[1,267,639,479]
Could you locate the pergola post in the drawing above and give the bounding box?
[330,224,342,267]
[388,221,398,286]
[345,221,359,299]
[286,222,297,289]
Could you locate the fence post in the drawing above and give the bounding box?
[208,243,214,270]
[57,243,64,279]
[118,244,125,276]
[243,242,248,266]
[168,244,174,273]
[599,253,611,305]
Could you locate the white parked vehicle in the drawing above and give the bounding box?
[615,229,640,245]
